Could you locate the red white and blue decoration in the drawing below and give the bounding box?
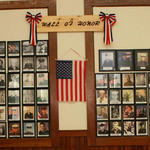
[99,11,116,45]
[26,12,42,46]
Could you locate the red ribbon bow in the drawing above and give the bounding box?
[99,12,116,45]
[26,12,42,46]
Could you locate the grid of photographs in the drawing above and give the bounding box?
[96,73,149,137]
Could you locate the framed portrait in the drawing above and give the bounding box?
[99,50,115,71]
[123,121,135,136]
[97,106,108,120]
[135,73,147,87]
[0,123,6,137]
[8,74,19,88]
[135,89,147,104]
[122,89,134,104]
[7,41,20,56]
[22,41,34,56]
[110,121,122,136]
[95,74,107,88]
[109,89,121,104]
[8,90,20,104]
[8,58,20,72]
[37,57,48,71]
[0,106,5,121]
[0,90,5,104]
[136,105,147,119]
[0,58,5,72]
[136,121,147,136]
[97,122,109,136]
[37,89,49,104]
[122,73,134,88]
[23,73,34,88]
[8,106,20,121]
[0,74,5,88]
[37,73,48,87]
[23,122,35,137]
[23,106,34,120]
[23,57,34,71]
[37,105,49,120]
[0,42,6,56]
[96,89,108,105]
[110,105,121,120]
[9,122,20,137]
[109,73,121,88]
[37,122,49,137]
[123,105,134,120]
[117,51,133,70]
[23,89,34,104]
[36,40,48,56]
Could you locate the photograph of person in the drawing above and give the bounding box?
[37,89,48,104]
[23,89,34,104]
[23,106,34,120]
[96,74,107,88]
[96,90,108,104]
[135,73,147,87]
[110,105,121,120]
[8,74,19,88]
[0,74,5,87]
[23,57,34,71]
[123,105,134,119]
[117,51,133,70]
[9,122,20,137]
[0,123,5,137]
[23,73,34,87]
[97,106,108,120]
[109,90,121,104]
[136,121,147,135]
[36,40,48,55]
[38,106,49,120]
[8,58,19,72]
[37,73,48,87]
[123,121,135,136]
[0,58,5,72]
[23,41,34,55]
[8,106,20,121]
[0,42,5,56]
[8,90,19,104]
[38,122,49,137]
[8,41,20,56]
[97,122,109,136]
[122,73,134,87]
[109,74,121,88]
[0,106,5,121]
[24,122,35,137]
[110,121,121,136]
[122,89,134,104]
[136,105,147,119]
[100,51,115,71]
[0,90,5,104]
[37,57,48,71]
[135,89,147,103]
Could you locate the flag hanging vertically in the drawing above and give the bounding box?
[56,60,86,102]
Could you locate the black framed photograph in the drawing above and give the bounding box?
[23,73,34,88]
[23,122,35,137]
[37,105,49,120]
[0,74,5,88]
[23,106,34,120]
[110,121,122,136]
[122,89,134,104]
[123,105,134,120]
[97,122,109,136]
[0,123,6,137]
[123,121,135,136]
[110,105,121,120]
[9,122,20,137]
[95,74,107,88]
[135,89,147,104]
[0,42,6,56]
[37,89,49,104]
[136,105,147,119]
[8,90,19,104]
[23,89,34,104]
[36,40,48,56]
[8,57,19,72]
[97,106,108,120]
[96,89,108,105]
[37,57,48,71]
[0,58,5,72]
[7,41,20,56]
[8,106,20,121]
[37,122,49,137]
[109,89,121,104]
[122,73,134,88]
[22,41,34,56]
[0,106,5,121]
[136,121,147,136]
[135,73,147,87]
[37,73,48,87]
[109,73,121,88]
[8,74,19,88]
[117,51,133,70]
[23,57,34,71]
[99,50,115,71]
[0,90,5,104]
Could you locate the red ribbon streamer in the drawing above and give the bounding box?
[26,12,42,46]
[99,12,116,45]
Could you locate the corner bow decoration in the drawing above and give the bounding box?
[99,12,116,45]
[26,12,42,46]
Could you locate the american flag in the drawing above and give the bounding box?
[56,60,86,102]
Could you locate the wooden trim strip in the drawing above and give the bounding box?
[59,130,88,137]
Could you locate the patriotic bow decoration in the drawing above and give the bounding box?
[26,12,42,46]
[99,12,116,45]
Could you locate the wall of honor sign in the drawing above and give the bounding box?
[37,15,104,32]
